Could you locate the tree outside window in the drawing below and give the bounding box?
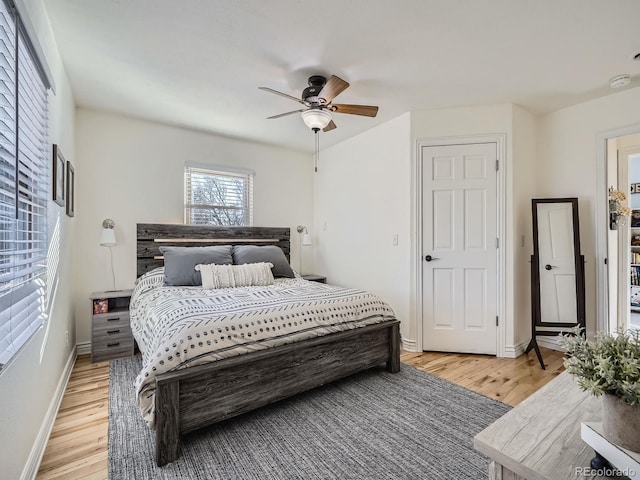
[184,166,253,226]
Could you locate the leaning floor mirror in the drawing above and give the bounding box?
[526,198,586,369]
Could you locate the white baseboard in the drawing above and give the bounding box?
[537,335,565,352]
[503,339,529,358]
[401,337,418,352]
[21,346,77,480]
[76,341,91,355]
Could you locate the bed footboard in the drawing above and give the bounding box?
[154,319,400,466]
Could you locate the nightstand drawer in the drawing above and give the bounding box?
[92,311,130,330]
[92,325,132,343]
[92,338,134,363]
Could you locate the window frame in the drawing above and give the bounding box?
[0,0,50,371]
[184,163,254,227]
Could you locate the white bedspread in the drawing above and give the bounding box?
[130,268,397,427]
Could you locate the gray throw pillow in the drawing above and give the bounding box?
[232,245,295,278]
[160,246,233,286]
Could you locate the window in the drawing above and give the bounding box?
[0,0,49,368]
[184,164,253,226]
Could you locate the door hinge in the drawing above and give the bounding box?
[496,237,499,248]
[496,316,499,326]
[495,160,499,171]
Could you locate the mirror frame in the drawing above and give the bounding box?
[531,198,586,328]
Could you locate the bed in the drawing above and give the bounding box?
[134,223,401,466]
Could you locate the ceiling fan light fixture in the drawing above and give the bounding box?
[301,109,332,131]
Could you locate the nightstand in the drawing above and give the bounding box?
[302,274,327,284]
[90,289,134,363]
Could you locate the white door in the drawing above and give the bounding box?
[422,143,498,354]
[536,203,577,323]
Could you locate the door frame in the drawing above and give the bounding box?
[413,133,507,356]
[596,122,640,334]
[617,147,640,331]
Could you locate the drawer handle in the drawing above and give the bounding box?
[107,329,120,335]
[107,342,120,347]
[107,317,120,322]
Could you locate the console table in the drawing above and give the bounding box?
[474,372,608,480]
[582,422,639,478]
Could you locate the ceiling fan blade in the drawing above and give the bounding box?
[259,87,306,105]
[331,104,379,117]
[323,120,337,132]
[319,75,349,103]
[267,109,305,119]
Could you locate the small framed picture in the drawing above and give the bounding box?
[632,210,640,228]
[93,299,109,315]
[52,144,65,207]
[66,161,75,217]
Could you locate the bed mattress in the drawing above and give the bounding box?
[130,268,397,427]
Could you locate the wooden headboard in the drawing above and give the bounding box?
[136,223,291,277]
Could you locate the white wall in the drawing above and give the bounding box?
[410,104,522,354]
[537,86,640,335]
[512,105,537,349]
[74,109,313,344]
[0,1,76,479]
[313,113,412,339]
[313,104,535,355]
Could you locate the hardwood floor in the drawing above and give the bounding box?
[36,348,564,479]
[36,356,110,480]
[401,347,565,407]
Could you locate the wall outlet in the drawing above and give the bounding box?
[65,330,69,348]
[393,234,399,246]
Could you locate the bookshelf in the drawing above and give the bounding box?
[631,220,640,313]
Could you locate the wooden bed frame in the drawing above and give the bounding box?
[136,223,401,466]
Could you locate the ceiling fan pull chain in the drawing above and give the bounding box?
[314,131,319,173]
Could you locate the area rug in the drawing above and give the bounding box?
[109,356,510,480]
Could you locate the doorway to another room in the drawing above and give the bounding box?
[627,152,640,330]
[607,133,640,332]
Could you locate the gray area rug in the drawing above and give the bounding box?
[109,356,510,479]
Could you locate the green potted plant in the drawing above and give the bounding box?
[560,327,640,452]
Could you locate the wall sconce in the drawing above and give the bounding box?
[100,219,119,291]
[297,225,312,246]
[296,225,312,273]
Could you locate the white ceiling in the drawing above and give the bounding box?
[44,0,640,152]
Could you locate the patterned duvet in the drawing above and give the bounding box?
[130,268,397,427]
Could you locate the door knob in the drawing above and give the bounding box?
[425,255,438,262]
[544,264,557,270]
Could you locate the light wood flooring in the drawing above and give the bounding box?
[401,347,565,407]
[36,347,565,480]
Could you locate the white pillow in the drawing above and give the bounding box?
[195,262,275,289]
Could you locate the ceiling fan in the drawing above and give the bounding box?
[259,75,379,132]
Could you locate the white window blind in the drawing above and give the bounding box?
[0,0,48,368]
[184,165,253,226]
